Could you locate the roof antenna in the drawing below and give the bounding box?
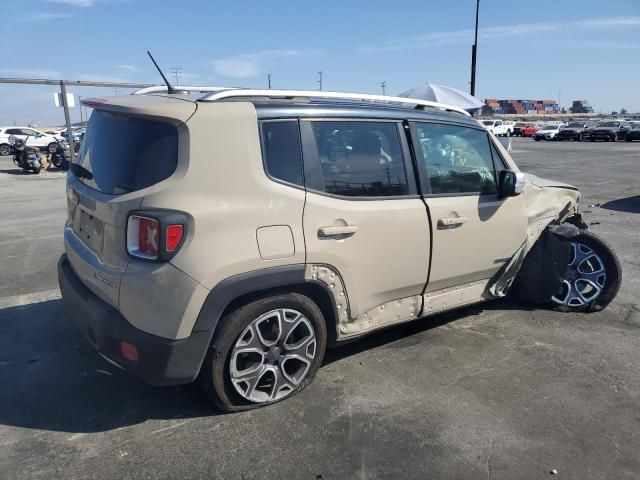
[146,51,187,94]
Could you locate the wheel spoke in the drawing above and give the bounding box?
[572,243,594,266]
[235,323,264,350]
[271,365,295,399]
[280,353,312,385]
[279,309,304,339]
[255,310,283,347]
[231,363,268,398]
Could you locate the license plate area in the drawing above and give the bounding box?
[72,205,104,255]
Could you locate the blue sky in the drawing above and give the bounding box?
[1,0,639,125]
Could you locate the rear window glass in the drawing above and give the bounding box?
[74,111,178,194]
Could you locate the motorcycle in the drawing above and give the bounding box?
[49,140,70,170]
[10,136,43,174]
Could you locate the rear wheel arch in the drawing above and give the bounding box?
[191,265,341,376]
[216,282,338,345]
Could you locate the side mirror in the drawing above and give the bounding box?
[498,170,525,198]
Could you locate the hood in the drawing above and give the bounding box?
[593,126,617,132]
[524,173,577,190]
[537,129,558,134]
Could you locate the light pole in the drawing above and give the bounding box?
[317,71,323,91]
[470,0,480,97]
[171,67,182,85]
[558,90,562,111]
[381,81,386,95]
[268,73,272,89]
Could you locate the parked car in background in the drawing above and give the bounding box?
[533,125,560,141]
[57,128,84,143]
[520,123,539,137]
[481,119,513,136]
[590,121,632,142]
[555,121,597,141]
[0,126,62,155]
[512,122,527,137]
[625,124,640,142]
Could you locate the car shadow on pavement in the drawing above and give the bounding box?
[0,299,215,434]
[601,195,640,214]
[0,168,30,175]
[0,296,540,434]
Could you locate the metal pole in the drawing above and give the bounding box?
[318,71,323,91]
[78,95,84,124]
[470,0,480,96]
[268,73,272,89]
[60,81,76,163]
[381,81,386,95]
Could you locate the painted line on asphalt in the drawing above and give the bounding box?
[0,289,61,309]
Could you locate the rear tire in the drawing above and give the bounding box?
[551,230,621,312]
[47,142,58,154]
[199,293,327,412]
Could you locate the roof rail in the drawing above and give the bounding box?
[198,89,471,116]
[132,85,232,95]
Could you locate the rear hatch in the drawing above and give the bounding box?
[65,94,196,307]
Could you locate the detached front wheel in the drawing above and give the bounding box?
[199,293,327,412]
[551,231,621,312]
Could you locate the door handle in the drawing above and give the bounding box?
[318,225,358,237]
[438,216,467,227]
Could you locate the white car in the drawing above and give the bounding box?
[481,119,513,137]
[532,125,561,141]
[0,127,62,155]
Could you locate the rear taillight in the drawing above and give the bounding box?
[165,224,183,252]
[127,212,188,261]
[128,215,159,259]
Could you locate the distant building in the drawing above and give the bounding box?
[483,99,562,116]
[570,100,594,114]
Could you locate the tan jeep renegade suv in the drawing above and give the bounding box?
[58,89,621,411]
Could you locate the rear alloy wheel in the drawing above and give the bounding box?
[551,231,621,312]
[47,142,58,154]
[199,293,327,412]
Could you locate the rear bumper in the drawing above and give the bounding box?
[58,254,210,386]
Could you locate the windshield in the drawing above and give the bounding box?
[598,122,619,127]
[566,122,584,128]
[74,110,178,194]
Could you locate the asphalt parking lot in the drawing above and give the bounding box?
[1,138,639,479]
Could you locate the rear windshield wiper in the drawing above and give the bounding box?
[70,163,93,180]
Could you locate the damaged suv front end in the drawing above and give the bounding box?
[500,174,620,311]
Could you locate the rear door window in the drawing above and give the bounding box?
[74,111,178,194]
[301,120,410,197]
